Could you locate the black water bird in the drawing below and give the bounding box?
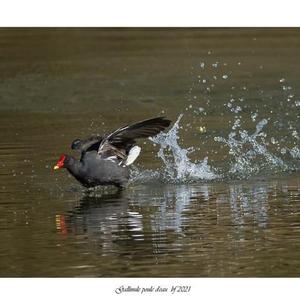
[53,117,171,188]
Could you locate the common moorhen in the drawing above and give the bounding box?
[53,117,171,188]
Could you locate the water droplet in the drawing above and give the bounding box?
[198,126,206,134]
[281,148,287,155]
[251,113,258,122]
[292,130,299,140]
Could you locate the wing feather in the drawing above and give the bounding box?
[71,117,171,166]
[98,117,171,154]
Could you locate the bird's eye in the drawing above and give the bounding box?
[71,139,82,150]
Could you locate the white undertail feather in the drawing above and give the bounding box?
[125,146,141,166]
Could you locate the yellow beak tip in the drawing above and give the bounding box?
[53,165,59,170]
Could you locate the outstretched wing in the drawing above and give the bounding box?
[97,117,171,161]
[70,117,171,166]
[103,117,171,144]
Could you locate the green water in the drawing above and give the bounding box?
[0,28,300,276]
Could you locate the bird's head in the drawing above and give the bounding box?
[71,139,82,150]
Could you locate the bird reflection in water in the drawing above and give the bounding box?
[55,180,293,258]
[55,185,195,255]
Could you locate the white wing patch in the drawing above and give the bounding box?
[104,155,118,163]
[125,146,141,166]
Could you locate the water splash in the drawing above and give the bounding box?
[132,60,300,184]
[149,114,218,182]
[215,118,288,178]
[132,112,298,184]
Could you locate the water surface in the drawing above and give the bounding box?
[0,28,300,277]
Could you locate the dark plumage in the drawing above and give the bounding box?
[54,117,171,188]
